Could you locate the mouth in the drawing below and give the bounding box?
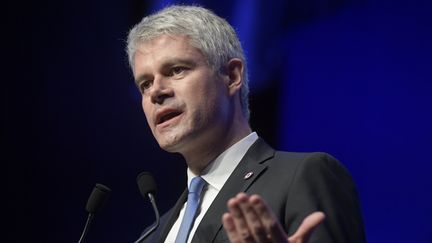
[156,109,183,126]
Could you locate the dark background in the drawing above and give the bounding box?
[5,0,432,242]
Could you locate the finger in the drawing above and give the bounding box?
[228,197,256,243]
[288,212,325,243]
[249,195,287,243]
[236,193,269,243]
[222,213,242,243]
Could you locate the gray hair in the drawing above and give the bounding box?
[126,5,250,120]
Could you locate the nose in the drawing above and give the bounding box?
[149,77,174,104]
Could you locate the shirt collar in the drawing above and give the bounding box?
[187,132,259,191]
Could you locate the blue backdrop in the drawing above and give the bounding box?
[5,0,431,242]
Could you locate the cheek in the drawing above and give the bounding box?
[192,90,222,124]
[142,99,154,128]
[188,88,212,115]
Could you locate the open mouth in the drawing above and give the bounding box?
[157,110,183,125]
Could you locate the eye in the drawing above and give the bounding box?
[139,80,152,93]
[170,66,187,76]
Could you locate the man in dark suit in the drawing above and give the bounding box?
[127,5,365,243]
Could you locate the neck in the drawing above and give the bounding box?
[183,121,252,175]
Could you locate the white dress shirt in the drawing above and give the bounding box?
[164,132,259,243]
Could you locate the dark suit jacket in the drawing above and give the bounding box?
[141,138,365,243]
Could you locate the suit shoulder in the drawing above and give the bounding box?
[274,151,343,167]
[272,151,352,181]
[275,150,336,160]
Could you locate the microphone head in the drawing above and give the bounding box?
[85,183,111,214]
[137,172,157,198]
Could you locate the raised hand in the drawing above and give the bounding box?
[222,193,325,243]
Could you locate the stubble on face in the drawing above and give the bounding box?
[134,35,230,157]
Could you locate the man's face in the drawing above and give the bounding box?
[133,35,231,154]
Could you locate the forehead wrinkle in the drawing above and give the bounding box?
[133,34,210,83]
[136,43,202,67]
[135,51,197,75]
[140,34,204,58]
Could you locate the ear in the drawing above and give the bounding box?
[224,58,244,96]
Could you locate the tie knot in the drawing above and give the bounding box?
[189,176,206,194]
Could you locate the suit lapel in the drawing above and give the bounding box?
[157,189,188,243]
[191,138,275,243]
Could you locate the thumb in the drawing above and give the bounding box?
[288,212,325,243]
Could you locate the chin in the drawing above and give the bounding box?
[156,130,199,154]
[158,142,177,152]
[156,134,183,152]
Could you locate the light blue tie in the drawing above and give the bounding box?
[175,176,206,243]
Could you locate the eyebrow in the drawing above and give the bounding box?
[162,58,197,70]
[134,58,198,85]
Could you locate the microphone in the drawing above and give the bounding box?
[135,172,160,243]
[78,183,111,243]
